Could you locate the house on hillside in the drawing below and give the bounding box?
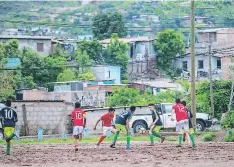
[174,28,234,80]
[101,37,158,81]
[90,65,121,84]
[0,35,54,56]
[131,79,182,95]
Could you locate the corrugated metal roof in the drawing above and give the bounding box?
[0,35,52,40]
[12,100,64,102]
[101,36,155,44]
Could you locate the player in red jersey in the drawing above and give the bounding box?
[171,99,191,147]
[71,102,86,151]
[93,107,116,147]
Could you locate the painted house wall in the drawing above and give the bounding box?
[174,55,221,78]
[91,66,121,84]
[0,37,52,56]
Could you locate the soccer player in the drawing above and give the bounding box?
[0,100,18,155]
[71,102,86,151]
[181,101,195,147]
[93,107,116,147]
[110,106,136,149]
[171,99,191,147]
[148,104,165,145]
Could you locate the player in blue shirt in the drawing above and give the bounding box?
[0,100,18,155]
[110,106,136,149]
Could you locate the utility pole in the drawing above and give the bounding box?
[208,39,215,117]
[190,0,196,129]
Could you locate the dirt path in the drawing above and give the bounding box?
[1,143,234,167]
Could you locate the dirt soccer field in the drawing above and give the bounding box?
[1,142,234,167]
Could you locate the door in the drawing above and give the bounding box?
[162,104,177,128]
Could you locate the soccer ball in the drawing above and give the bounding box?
[138,128,146,134]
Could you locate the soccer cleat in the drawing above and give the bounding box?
[183,133,186,142]
[176,145,182,147]
[75,148,78,152]
[147,143,154,146]
[161,137,166,143]
[110,144,116,148]
[126,146,131,150]
[6,152,10,155]
[95,144,99,148]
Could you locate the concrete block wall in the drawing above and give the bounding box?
[12,101,150,136]
[12,101,74,136]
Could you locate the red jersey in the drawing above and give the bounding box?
[71,108,86,126]
[100,113,114,127]
[172,103,188,122]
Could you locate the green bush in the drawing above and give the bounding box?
[122,80,129,84]
[224,131,234,142]
[203,133,217,142]
[221,112,234,130]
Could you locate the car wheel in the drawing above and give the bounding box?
[133,121,147,133]
[196,120,205,132]
[0,129,4,140]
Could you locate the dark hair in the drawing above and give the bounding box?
[6,99,11,107]
[181,101,186,106]
[148,103,155,106]
[109,107,115,112]
[130,106,136,111]
[175,99,181,104]
[75,102,81,108]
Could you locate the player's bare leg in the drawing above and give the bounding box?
[74,135,78,151]
[79,133,82,141]
[185,131,191,147]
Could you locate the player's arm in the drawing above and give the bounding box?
[150,111,158,128]
[94,118,101,130]
[71,111,74,121]
[13,110,18,123]
[126,113,132,134]
[171,108,175,121]
[83,112,86,128]
[189,110,193,118]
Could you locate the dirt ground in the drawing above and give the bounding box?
[1,142,234,167]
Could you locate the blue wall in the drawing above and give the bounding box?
[104,66,121,84]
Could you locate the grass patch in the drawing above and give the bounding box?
[224,131,234,142]
[0,135,178,145]
[203,133,217,142]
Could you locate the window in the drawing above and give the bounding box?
[130,45,134,58]
[217,59,221,69]
[198,60,204,69]
[37,43,44,52]
[182,61,187,71]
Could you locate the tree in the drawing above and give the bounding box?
[104,33,129,74]
[4,39,20,57]
[57,69,76,82]
[77,71,96,81]
[77,40,103,63]
[153,29,185,76]
[0,71,18,101]
[75,49,92,73]
[42,56,67,83]
[107,86,180,107]
[196,80,231,119]
[0,43,6,68]
[92,12,127,40]
[20,47,45,86]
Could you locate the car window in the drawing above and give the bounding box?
[164,104,173,113]
[133,107,151,115]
